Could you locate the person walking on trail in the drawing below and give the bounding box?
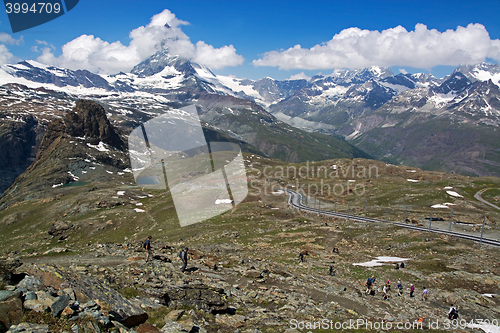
[365,275,375,295]
[386,279,391,292]
[299,252,305,262]
[329,265,335,276]
[410,284,415,298]
[422,287,429,301]
[144,236,152,262]
[383,285,389,300]
[397,281,403,296]
[448,304,458,320]
[180,247,189,272]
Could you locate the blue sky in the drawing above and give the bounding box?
[0,0,499,80]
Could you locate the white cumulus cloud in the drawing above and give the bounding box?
[0,32,23,45]
[0,32,22,64]
[0,44,20,64]
[253,23,500,70]
[37,9,243,74]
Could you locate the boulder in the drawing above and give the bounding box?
[215,314,246,328]
[33,291,57,308]
[161,285,226,312]
[0,298,23,330]
[164,310,184,323]
[6,323,49,333]
[47,221,69,237]
[0,259,22,285]
[0,290,21,303]
[152,255,171,263]
[51,294,71,317]
[137,323,161,333]
[19,264,147,328]
[159,322,186,333]
[23,300,49,313]
[17,276,43,292]
[244,270,262,278]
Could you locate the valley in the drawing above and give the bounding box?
[0,52,499,332]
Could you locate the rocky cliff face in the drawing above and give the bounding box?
[0,116,40,194]
[0,84,76,195]
[1,100,130,207]
[39,100,124,153]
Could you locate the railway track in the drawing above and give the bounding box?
[287,189,500,247]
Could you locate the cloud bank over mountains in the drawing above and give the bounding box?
[36,9,244,74]
[0,8,499,75]
[253,23,500,71]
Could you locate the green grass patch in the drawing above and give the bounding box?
[117,286,140,298]
[145,305,170,329]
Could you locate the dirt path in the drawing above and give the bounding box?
[220,270,371,316]
[21,253,131,267]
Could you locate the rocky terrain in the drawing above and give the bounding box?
[1,202,499,333]
[1,148,500,332]
[0,91,499,332]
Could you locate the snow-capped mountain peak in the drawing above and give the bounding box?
[453,62,500,85]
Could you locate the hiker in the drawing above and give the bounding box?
[298,252,304,262]
[329,265,335,276]
[397,281,403,296]
[383,285,389,300]
[180,247,189,272]
[410,284,415,297]
[422,287,428,301]
[395,263,400,269]
[365,275,375,295]
[448,304,458,320]
[144,236,152,262]
[385,279,391,292]
[400,262,405,268]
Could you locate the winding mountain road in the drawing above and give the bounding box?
[286,189,500,247]
[474,189,500,211]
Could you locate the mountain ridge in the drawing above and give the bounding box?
[0,53,499,176]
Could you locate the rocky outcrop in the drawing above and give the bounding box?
[39,100,124,152]
[19,263,147,328]
[161,285,226,312]
[0,298,23,332]
[0,116,40,194]
[6,323,49,333]
[0,260,22,285]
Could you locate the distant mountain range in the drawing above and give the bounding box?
[0,49,499,187]
[0,51,370,194]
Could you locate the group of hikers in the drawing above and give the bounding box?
[143,236,189,272]
[144,236,461,321]
[365,274,430,303]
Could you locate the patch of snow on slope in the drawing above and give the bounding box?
[87,142,110,152]
[429,92,456,107]
[471,70,500,86]
[216,75,265,102]
[446,190,463,198]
